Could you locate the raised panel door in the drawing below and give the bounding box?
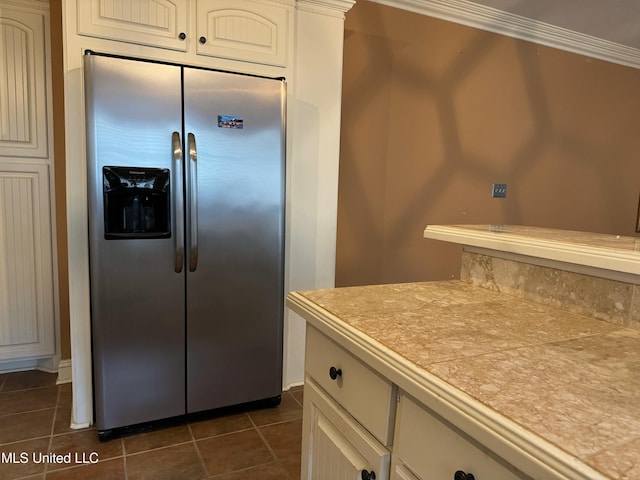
[77,0,189,51]
[302,379,390,480]
[0,7,48,158]
[196,0,289,66]
[0,163,55,360]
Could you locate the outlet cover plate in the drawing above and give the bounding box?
[492,183,507,198]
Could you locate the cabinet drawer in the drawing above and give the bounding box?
[305,326,394,445]
[394,393,528,480]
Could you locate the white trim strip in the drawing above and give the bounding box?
[56,359,72,385]
[424,224,640,276]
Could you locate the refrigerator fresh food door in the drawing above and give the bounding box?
[183,68,285,413]
[85,54,186,432]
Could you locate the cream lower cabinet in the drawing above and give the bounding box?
[0,164,55,360]
[302,325,394,480]
[302,326,528,480]
[392,393,528,480]
[303,379,390,480]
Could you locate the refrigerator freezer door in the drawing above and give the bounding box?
[85,55,186,431]
[183,69,285,413]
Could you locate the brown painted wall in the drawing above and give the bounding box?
[336,1,640,286]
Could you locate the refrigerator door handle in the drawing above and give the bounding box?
[172,132,185,273]
[187,132,199,272]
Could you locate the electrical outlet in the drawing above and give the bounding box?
[492,183,507,198]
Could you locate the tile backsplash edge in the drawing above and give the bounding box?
[461,251,640,331]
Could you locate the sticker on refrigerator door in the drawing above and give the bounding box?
[218,115,243,129]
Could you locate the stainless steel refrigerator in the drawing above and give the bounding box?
[84,53,285,438]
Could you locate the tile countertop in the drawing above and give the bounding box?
[289,281,640,480]
[424,225,640,276]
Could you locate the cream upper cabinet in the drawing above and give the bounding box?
[77,0,190,51]
[76,0,289,66]
[0,7,49,159]
[196,0,288,67]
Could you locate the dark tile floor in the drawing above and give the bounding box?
[0,370,303,479]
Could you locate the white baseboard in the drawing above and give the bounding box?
[0,359,41,373]
[283,380,304,391]
[70,421,91,429]
[0,357,72,385]
[56,359,72,384]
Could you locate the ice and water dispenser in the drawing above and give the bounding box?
[102,166,171,239]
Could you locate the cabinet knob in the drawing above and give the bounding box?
[199,36,207,44]
[178,32,186,40]
[454,471,475,480]
[361,469,376,480]
[329,366,342,380]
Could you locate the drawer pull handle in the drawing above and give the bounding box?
[361,469,376,480]
[454,471,475,480]
[329,366,342,380]
[199,36,207,44]
[179,32,186,40]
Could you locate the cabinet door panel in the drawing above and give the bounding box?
[313,412,369,479]
[0,8,48,158]
[196,0,288,66]
[0,164,54,359]
[77,0,189,51]
[302,379,390,480]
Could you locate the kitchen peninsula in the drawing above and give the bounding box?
[287,225,640,480]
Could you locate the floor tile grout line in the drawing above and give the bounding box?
[285,388,304,409]
[0,434,52,447]
[187,422,210,479]
[207,460,285,479]
[124,439,194,457]
[122,438,129,480]
[0,384,58,395]
[189,424,256,443]
[36,454,127,477]
[1,372,302,479]
[43,384,61,477]
[247,410,292,479]
[0,404,59,418]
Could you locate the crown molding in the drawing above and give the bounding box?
[296,0,356,18]
[370,0,640,69]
